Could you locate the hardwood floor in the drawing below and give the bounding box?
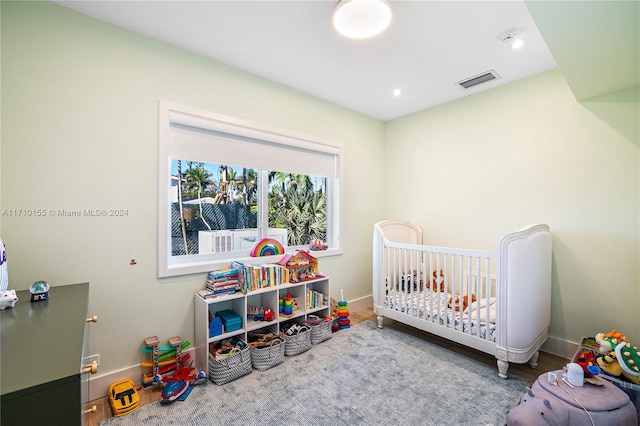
[86,307,568,425]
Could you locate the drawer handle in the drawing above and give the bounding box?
[84,405,97,414]
[82,360,98,374]
[86,315,98,323]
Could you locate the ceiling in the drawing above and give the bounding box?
[51,1,637,122]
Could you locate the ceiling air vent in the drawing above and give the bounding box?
[456,70,501,89]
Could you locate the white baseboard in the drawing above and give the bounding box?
[541,336,578,360]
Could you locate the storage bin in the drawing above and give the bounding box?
[282,325,312,356]
[250,337,285,371]
[216,309,242,333]
[209,342,252,385]
[303,318,333,344]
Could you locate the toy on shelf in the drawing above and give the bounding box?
[309,239,328,251]
[250,237,285,257]
[247,305,275,322]
[283,293,293,315]
[595,329,640,385]
[335,289,350,330]
[279,250,319,283]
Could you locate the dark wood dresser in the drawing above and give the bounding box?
[1,282,93,425]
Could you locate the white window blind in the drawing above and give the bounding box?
[167,109,339,177]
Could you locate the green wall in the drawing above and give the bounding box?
[1,1,384,374]
[385,69,639,344]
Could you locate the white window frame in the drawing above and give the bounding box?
[158,100,342,277]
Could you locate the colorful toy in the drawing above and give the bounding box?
[160,336,207,404]
[248,306,275,321]
[335,289,350,329]
[595,330,640,385]
[108,378,140,417]
[283,292,293,315]
[309,239,328,251]
[279,296,284,313]
[250,237,285,257]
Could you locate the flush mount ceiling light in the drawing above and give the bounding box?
[333,0,392,39]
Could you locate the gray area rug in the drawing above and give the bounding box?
[101,321,528,426]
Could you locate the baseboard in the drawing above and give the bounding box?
[347,294,373,314]
[540,336,578,360]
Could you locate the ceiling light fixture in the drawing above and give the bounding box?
[333,0,392,39]
[499,29,526,50]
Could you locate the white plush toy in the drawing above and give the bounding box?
[0,238,18,310]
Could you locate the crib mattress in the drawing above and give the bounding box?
[384,290,497,342]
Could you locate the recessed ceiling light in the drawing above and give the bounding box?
[510,38,526,49]
[499,28,526,50]
[392,88,402,97]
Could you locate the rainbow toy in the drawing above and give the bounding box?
[250,238,285,257]
[336,289,350,329]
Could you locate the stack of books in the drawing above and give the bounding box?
[197,268,242,299]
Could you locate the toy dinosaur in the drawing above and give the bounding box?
[595,329,640,385]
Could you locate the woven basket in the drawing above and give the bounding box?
[208,345,252,385]
[308,320,333,344]
[250,337,285,371]
[282,325,312,357]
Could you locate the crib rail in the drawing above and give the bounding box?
[380,239,498,343]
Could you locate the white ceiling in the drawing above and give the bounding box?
[50,1,633,122]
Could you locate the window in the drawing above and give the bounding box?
[158,101,342,277]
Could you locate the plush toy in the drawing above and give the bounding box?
[429,269,445,292]
[595,329,640,385]
[447,293,477,312]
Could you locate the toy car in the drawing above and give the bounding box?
[108,378,140,417]
[253,307,275,321]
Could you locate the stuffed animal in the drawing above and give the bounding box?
[0,289,18,310]
[429,269,445,292]
[447,293,477,312]
[595,329,640,385]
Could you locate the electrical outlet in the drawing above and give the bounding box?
[84,353,100,366]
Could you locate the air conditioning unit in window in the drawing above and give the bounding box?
[233,228,288,251]
[198,228,288,254]
[198,230,233,254]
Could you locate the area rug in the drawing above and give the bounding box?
[101,321,528,426]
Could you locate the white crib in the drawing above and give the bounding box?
[373,220,552,378]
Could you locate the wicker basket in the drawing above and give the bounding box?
[250,337,285,371]
[282,325,312,357]
[208,345,252,385]
[308,320,333,344]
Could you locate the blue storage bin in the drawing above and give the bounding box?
[216,309,242,332]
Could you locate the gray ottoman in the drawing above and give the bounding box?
[507,370,638,425]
